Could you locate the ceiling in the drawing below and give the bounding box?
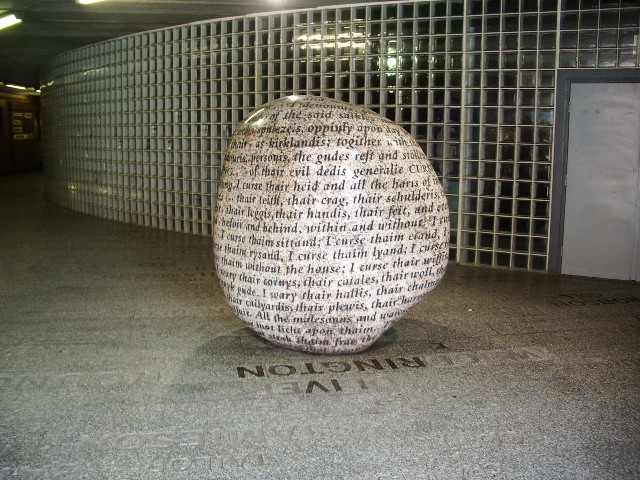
[0,0,383,89]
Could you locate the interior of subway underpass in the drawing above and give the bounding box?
[1,172,638,479]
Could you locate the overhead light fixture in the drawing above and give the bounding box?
[0,14,22,30]
[5,83,27,90]
[76,0,106,4]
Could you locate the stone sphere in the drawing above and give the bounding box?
[214,95,449,354]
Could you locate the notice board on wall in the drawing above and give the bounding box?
[12,111,36,141]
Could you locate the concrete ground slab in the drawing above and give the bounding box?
[1,173,639,479]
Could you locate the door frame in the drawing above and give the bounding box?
[548,68,640,275]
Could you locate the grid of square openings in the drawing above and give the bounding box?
[40,0,640,272]
[459,0,559,271]
[559,0,640,68]
[458,0,639,270]
[42,1,470,239]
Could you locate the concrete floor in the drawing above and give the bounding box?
[1,172,639,480]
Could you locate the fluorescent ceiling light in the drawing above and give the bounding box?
[6,83,26,90]
[76,0,106,4]
[0,14,22,30]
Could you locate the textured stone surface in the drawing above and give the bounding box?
[2,173,640,480]
[214,95,449,353]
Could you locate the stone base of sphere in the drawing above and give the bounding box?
[214,95,449,354]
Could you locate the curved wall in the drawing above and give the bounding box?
[41,0,640,271]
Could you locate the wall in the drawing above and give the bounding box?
[40,0,640,272]
[0,91,41,174]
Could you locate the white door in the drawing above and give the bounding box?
[561,83,640,281]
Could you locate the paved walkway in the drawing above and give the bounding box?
[1,172,639,479]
